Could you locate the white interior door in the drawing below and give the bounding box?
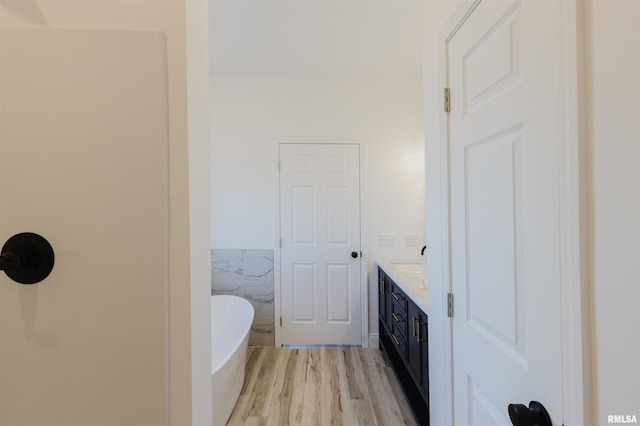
[0,28,169,426]
[448,0,564,424]
[279,143,361,345]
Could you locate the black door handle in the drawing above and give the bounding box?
[1,233,55,284]
[508,401,552,426]
[351,251,359,259]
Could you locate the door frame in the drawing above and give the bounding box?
[427,0,592,425]
[186,0,212,423]
[274,142,368,347]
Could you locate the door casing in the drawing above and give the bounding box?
[274,142,368,347]
[427,0,592,425]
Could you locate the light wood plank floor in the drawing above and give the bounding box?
[227,347,417,426]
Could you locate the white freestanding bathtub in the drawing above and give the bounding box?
[212,295,254,426]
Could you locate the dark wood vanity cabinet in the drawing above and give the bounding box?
[378,267,429,425]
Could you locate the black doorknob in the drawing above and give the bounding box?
[508,401,552,426]
[351,251,359,259]
[0,232,55,284]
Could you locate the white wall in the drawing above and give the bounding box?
[210,72,426,336]
[0,2,210,424]
[588,0,640,422]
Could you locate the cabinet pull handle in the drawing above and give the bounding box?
[412,317,418,337]
[392,292,401,301]
[392,312,401,323]
[417,320,425,343]
[379,278,383,293]
[391,334,402,346]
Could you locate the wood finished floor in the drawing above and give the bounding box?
[227,347,417,426]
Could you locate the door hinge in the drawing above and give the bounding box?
[444,87,451,113]
[447,292,454,317]
[279,316,282,327]
[277,161,281,171]
[279,238,283,248]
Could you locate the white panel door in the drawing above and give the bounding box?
[279,144,361,345]
[0,29,169,426]
[448,1,564,424]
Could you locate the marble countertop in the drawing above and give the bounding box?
[377,260,428,312]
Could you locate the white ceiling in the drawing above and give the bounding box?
[208,1,429,75]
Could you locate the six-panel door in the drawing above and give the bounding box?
[448,0,565,423]
[279,144,362,345]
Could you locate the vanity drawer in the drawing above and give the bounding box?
[390,322,407,357]
[390,283,407,305]
[390,299,407,333]
[390,281,407,316]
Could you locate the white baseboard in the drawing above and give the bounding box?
[368,333,379,349]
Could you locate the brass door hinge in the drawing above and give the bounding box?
[444,87,451,113]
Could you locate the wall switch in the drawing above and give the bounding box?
[378,234,396,247]
[404,233,418,247]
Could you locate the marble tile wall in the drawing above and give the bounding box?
[211,249,274,346]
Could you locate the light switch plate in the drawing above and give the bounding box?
[378,234,396,247]
[404,233,418,247]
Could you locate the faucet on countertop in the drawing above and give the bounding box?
[421,245,427,256]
